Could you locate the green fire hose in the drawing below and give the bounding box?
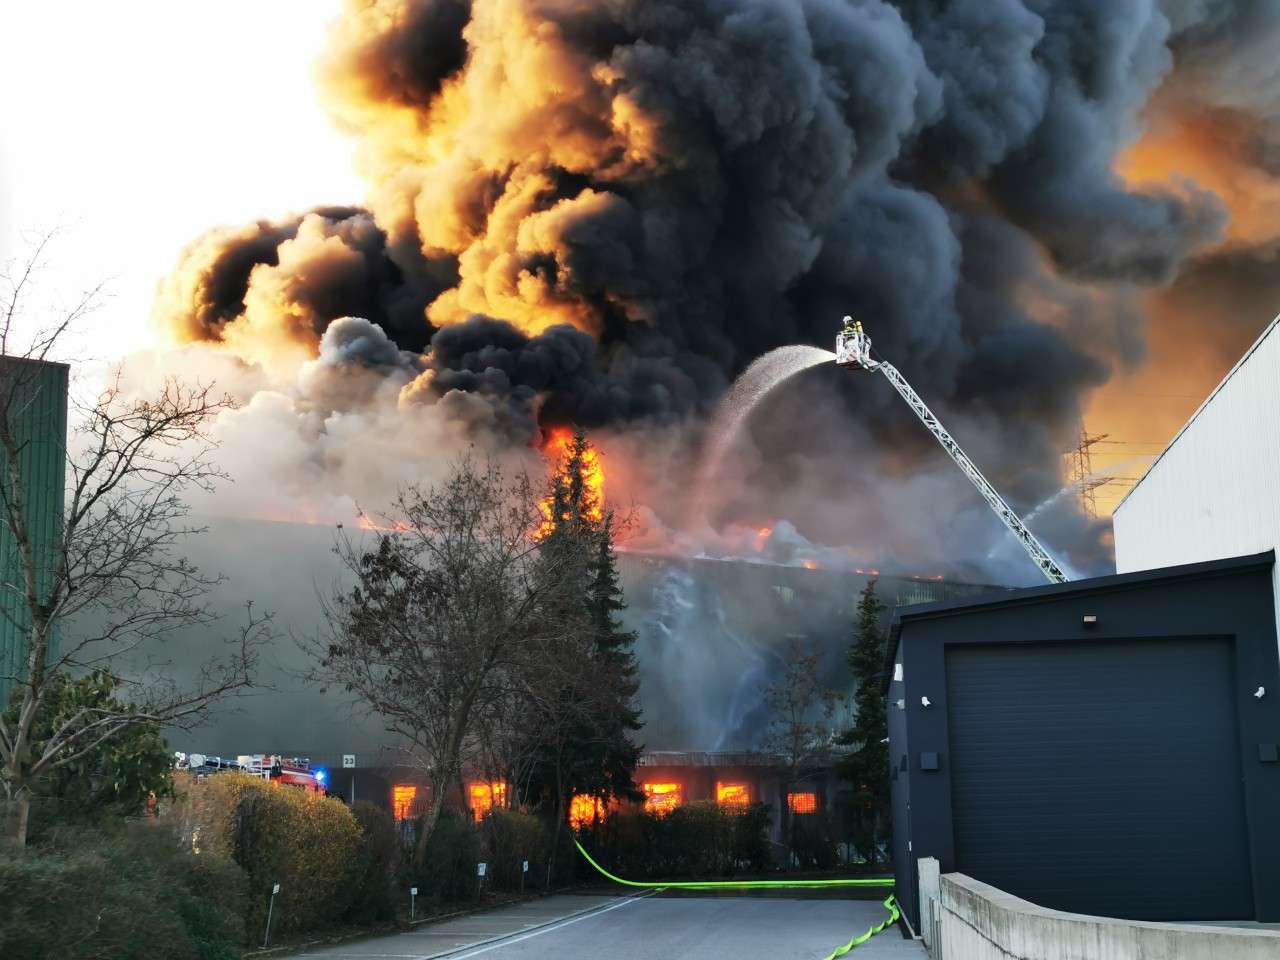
[573,838,899,956]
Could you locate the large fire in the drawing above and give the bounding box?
[641,782,681,814]
[716,782,750,809]
[569,794,606,828]
[392,784,418,821]
[469,781,507,821]
[537,428,605,538]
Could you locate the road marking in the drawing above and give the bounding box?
[428,894,652,959]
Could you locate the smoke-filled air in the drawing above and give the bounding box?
[138,0,1280,585]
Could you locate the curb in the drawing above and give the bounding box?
[244,888,618,958]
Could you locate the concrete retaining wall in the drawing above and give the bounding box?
[923,862,1280,960]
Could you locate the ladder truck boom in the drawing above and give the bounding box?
[835,317,1070,585]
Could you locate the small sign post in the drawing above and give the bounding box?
[410,886,418,919]
[264,883,281,947]
[343,755,356,803]
[521,859,528,894]
[477,862,487,900]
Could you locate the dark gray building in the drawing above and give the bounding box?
[886,552,1280,927]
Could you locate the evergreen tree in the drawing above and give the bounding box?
[519,428,643,837]
[837,580,890,865]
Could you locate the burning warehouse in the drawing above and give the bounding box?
[156,504,1001,847]
[13,0,1280,881]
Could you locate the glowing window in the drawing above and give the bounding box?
[642,782,681,814]
[788,792,817,814]
[393,784,418,821]
[469,782,507,821]
[716,783,750,809]
[569,794,605,828]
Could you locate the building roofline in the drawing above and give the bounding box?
[0,354,72,372]
[882,550,1276,693]
[1115,313,1280,514]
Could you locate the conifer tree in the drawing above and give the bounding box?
[518,427,643,838]
[837,579,890,865]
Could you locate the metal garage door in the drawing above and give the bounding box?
[945,637,1252,920]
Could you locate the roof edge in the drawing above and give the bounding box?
[1116,313,1280,513]
[881,551,1276,690]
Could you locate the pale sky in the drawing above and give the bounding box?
[0,1,365,364]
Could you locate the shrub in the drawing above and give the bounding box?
[341,801,404,924]
[480,808,546,891]
[168,771,363,938]
[408,809,481,903]
[0,820,246,960]
[597,802,773,880]
[791,810,840,869]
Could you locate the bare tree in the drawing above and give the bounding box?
[760,637,843,866]
[307,455,585,862]
[0,235,271,846]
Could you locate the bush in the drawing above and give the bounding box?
[596,802,773,879]
[480,808,546,891]
[791,810,840,869]
[0,820,246,960]
[408,810,481,903]
[168,772,363,938]
[341,802,404,924]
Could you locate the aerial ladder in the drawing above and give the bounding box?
[834,317,1070,584]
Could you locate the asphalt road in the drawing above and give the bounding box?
[288,891,927,960]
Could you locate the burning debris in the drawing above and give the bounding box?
[136,0,1280,580]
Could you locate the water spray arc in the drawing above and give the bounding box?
[835,318,1070,585]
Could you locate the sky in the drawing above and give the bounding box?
[3,0,1273,565]
[0,1,363,364]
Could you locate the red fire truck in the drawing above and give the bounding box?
[176,753,328,795]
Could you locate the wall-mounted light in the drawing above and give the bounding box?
[1082,615,1097,628]
[1256,686,1266,699]
[894,699,905,710]
[921,696,932,707]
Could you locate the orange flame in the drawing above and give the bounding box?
[641,782,681,814]
[392,784,418,821]
[716,782,750,809]
[569,794,606,828]
[537,428,605,538]
[469,781,507,822]
[787,792,817,814]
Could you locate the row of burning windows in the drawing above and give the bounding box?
[391,782,818,822]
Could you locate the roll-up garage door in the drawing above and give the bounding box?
[945,637,1251,921]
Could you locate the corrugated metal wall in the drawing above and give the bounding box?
[1113,315,1280,653]
[0,357,69,703]
[1114,315,1280,572]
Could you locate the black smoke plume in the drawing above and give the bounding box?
[149,0,1280,580]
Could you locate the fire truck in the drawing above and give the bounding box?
[175,752,329,795]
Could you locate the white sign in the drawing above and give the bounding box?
[272,884,280,895]
[342,755,356,768]
[522,860,529,873]
[410,887,418,896]
[477,863,487,877]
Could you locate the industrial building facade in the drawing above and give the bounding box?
[887,554,1280,927]
[0,356,69,704]
[1114,312,1280,649]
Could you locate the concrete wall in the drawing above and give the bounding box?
[927,866,1280,960]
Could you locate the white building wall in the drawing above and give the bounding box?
[1113,314,1280,655]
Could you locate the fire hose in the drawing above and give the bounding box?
[573,838,898,956]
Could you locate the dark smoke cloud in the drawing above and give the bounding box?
[154,207,448,355]
[147,0,1280,578]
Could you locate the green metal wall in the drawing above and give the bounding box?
[0,357,69,704]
